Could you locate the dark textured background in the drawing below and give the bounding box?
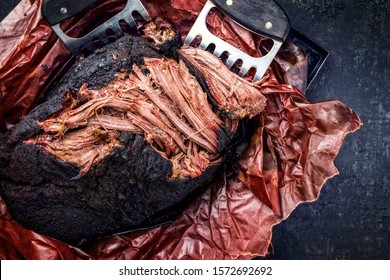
[1,0,389,259]
[264,0,390,260]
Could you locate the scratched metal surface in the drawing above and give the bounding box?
[262,0,390,259]
[1,0,389,259]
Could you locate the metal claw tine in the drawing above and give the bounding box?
[226,55,238,69]
[124,18,137,30]
[104,21,123,37]
[238,63,251,77]
[213,47,223,57]
[112,22,124,37]
[184,33,195,45]
[137,9,151,21]
[253,70,264,81]
[238,68,247,77]
[199,39,209,50]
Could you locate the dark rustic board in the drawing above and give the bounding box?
[262,0,390,259]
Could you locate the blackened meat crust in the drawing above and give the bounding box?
[0,133,220,245]
[0,35,234,245]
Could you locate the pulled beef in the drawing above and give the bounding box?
[0,35,242,245]
[28,54,234,179]
[180,47,268,119]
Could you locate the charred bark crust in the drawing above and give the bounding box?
[0,132,220,245]
[0,35,236,245]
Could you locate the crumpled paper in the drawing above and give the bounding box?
[0,0,361,259]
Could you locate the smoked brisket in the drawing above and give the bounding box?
[0,35,237,245]
[0,33,267,245]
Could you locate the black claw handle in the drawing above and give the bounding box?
[41,0,101,25]
[212,0,290,41]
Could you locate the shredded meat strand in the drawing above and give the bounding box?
[26,55,246,179]
[24,126,121,177]
[144,58,218,149]
[130,65,218,154]
[179,47,268,119]
[26,48,263,179]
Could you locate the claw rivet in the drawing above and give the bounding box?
[265,22,273,29]
[60,7,68,15]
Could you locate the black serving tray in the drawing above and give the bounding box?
[287,27,329,89]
